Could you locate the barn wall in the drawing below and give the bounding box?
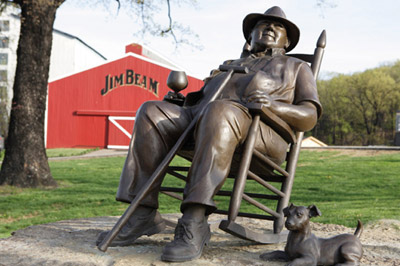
[47,54,203,148]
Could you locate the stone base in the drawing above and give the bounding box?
[1,214,399,265]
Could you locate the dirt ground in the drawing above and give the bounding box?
[0,215,399,265]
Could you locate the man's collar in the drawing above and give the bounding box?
[250,48,286,58]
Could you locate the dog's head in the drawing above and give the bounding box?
[283,203,321,231]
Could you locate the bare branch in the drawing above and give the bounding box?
[115,0,120,14]
[160,0,178,45]
[114,0,202,50]
[315,0,337,18]
[115,0,120,9]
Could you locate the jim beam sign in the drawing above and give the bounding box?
[101,69,160,97]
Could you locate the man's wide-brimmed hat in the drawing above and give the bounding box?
[243,6,300,52]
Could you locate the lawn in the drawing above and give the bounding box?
[46,148,98,157]
[0,148,95,161]
[0,149,399,238]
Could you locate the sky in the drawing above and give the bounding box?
[53,0,400,79]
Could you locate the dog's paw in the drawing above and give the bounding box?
[260,250,289,261]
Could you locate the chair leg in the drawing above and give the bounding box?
[219,113,288,244]
[228,114,260,222]
[273,132,304,234]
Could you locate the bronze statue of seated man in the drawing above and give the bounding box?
[97,6,322,262]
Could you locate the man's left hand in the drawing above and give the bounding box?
[246,90,272,107]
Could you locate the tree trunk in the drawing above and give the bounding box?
[0,0,65,187]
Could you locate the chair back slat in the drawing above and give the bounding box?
[286,54,314,63]
[288,30,326,80]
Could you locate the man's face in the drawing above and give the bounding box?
[250,20,289,53]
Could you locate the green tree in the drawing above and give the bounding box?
[314,62,400,146]
[381,60,400,137]
[313,75,355,145]
[0,0,196,187]
[346,69,397,145]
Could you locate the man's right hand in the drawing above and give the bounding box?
[246,90,273,107]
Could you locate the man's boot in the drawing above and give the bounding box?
[96,207,165,247]
[161,216,211,262]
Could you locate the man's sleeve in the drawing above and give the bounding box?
[293,63,322,118]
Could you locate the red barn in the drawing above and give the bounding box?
[46,44,204,149]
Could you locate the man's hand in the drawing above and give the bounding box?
[246,90,273,107]
[246,90,318,132]
[164,91,185,106]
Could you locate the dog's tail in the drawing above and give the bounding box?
[354,220,363,238]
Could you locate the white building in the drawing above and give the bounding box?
[301,136,328,148]
[0,5,107,113]
[49,29,107,80]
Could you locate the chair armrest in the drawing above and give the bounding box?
[246,102,297,144]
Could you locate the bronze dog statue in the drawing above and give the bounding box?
[260,204,363,266]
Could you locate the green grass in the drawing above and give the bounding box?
[292,150,400,226]
[0,157,127,238]
[0,148,96,161]
[0,150,399,238]
[46,148,98,157]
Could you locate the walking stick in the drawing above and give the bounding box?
[98,64,248,252]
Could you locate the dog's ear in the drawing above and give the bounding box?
[283,203,294,217]
[307,205,322,218]
[283,207,290,217]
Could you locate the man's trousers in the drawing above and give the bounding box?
[116,100,287,215]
